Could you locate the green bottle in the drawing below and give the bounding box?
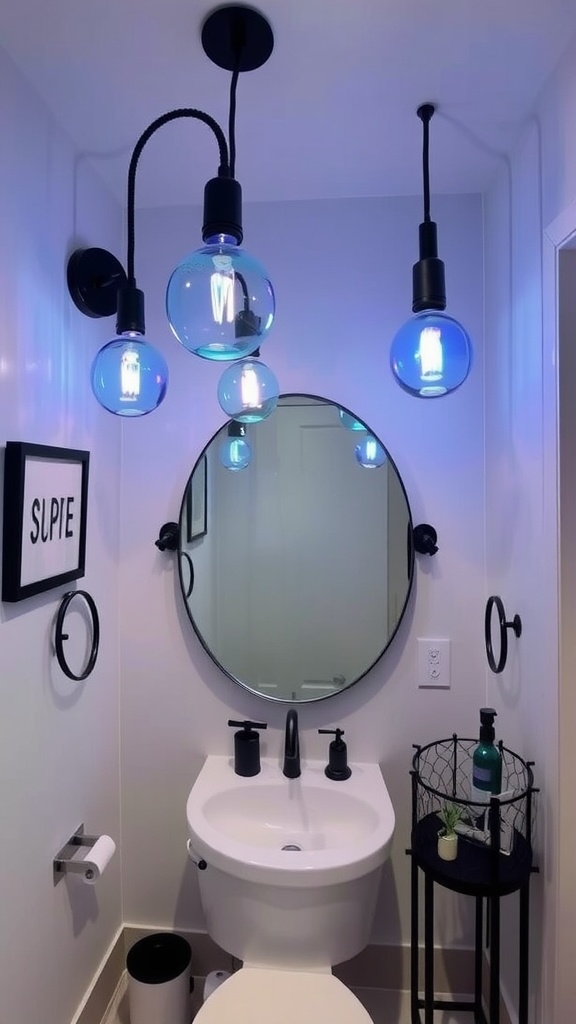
[471,708,502,805]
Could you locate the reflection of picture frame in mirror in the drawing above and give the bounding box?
[187,455,207,542]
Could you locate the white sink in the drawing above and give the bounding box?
[186,755,395,887]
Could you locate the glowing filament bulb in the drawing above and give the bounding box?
[240,362,261,409]
[120,343,140,401]
[210,254,235,325]
[418,326,443,381]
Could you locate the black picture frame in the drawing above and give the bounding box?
[2,442,90,602]
[186,455,207,543]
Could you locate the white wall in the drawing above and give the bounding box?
[0,45,123,1024]
[119,193,485,949]
[483,30,576,1023]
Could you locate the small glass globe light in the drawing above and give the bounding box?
[219,436,252,471]
[91,334,168,416]
[217,358,279,423]
[355,435,386,469]
[391,311,471,398]
[166,235,275,361]
[339,409,366,431]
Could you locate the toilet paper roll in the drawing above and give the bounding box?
[79,835,116,884]
[203,970,231,1002]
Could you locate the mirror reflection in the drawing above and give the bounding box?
[178,395,414,702]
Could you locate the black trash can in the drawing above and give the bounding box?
[127,933,192,1024]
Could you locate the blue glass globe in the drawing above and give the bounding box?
[217,358,279,423]
[91,335,168,416]
[166,236,275,361]
[355,435,386,469]
[390,311,471,397]
[219,436,252,471]
[339,409,366,431]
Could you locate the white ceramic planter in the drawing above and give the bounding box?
[437,833,458,861]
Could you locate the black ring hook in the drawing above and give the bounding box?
[180,551,194,599]
[54,590,100,681]
[485,595,522,674]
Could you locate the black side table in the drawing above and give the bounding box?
[407,736,537,1024]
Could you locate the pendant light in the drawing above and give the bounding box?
[219,421,252,471]
[66,6,277,419]
[355,435,386,469]
[390,104,472,398]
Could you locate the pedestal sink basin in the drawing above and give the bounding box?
[186,756,395,887]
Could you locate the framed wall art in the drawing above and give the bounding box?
[186,454,207,543]
[2,442,90,602]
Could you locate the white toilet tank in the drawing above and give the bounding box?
[197,859,383,970]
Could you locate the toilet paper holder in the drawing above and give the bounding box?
[53,823,103,883]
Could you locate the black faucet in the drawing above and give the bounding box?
[283,709,300,778]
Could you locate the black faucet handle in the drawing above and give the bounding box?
[319,727,351,781]
[228,719,268,730]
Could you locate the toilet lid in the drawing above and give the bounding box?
[194,967,374,1024]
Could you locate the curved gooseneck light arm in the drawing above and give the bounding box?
[125,108,231,287]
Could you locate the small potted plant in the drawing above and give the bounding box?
[437,801,464,861]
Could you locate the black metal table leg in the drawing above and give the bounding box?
[424,871,434,1024]
[410,850,420,1024]
[489,893,500,1024]
[474,896,484,1023]
[518,885,530,1024]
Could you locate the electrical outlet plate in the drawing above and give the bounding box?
[417,638,451,688]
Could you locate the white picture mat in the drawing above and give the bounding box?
[20,457,83,586]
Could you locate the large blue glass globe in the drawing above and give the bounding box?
[217,358,279,423]
[219,437,252,471]
[91,335,168,416]
[166,236,275,361]
[390,311,471,397]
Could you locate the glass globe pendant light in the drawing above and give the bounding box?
[217,355,279,423]
[91,286,168,417]
[166,6,275,364]
[66,247,168,417]
[219,421,252,470]
[355,435,386,469]
[390,104,472,398]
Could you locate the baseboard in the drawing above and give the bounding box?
[73,927,511,1024]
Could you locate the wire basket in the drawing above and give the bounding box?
[410,734,536,895]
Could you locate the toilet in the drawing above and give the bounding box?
[194,966,374,1024]
[187,755,396,1024]
[190,843,384,1024]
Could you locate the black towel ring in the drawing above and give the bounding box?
[54,590,100,681]
[484,595,522,674]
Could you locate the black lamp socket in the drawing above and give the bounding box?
[203,177,243,245]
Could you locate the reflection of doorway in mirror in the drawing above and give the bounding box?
[210,400,389,701]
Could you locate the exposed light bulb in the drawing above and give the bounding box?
[166,236,275,361]
[391,311,471,398]
[217,357,279,423]
[91,334,168,416]
[219,436,252,471]
[355,435,386,469]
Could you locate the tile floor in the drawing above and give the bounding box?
[103,974,474,1024]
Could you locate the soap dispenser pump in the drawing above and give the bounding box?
[471,707,502,804]
[228,720,267,777]
[319,728,351,781]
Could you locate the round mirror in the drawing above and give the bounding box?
[178,395,414,702]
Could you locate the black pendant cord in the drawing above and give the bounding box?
[417,103,434,223]
[422,114,431,222]
[126,108,230,285]
[228,66,240,179]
